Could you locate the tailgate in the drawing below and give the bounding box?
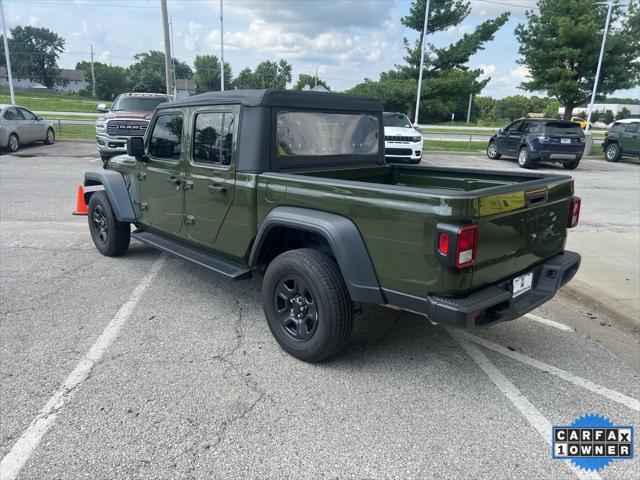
[471,179,574,289]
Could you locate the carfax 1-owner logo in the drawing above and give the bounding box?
[552,414,634,472]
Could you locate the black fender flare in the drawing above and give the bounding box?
[249,206,385,305]
[83,170,136,222]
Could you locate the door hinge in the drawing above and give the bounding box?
[183,180,194,190]
[133,200,148,211]
[137,172,147,181]
[185,214,195,225]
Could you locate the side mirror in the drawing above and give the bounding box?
[97,103,108,113]
[126,137,147,161]
[498,128,504,134]
[36,115,43,121]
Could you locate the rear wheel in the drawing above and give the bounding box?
[88,191,130,256]
[563,160,580,170]
[517,146,535,169]
[262,248,353,362]
[7,133,19,152]
[486,141,501,159]
[44,128,55,145]
[604,143,621,162]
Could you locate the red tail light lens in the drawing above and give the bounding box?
[438,233,450,255]
[456,225,478,268]
[568,196,581,228]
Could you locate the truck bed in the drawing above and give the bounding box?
[258,164,575,299]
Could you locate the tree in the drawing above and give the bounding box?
[292,73,330,91]
[474,96,497,121]
[543,100,561,119]
[0,26,65,88]
[193,54,232,92]
[347,1,510,122]
[603,109,615,124]
[617,107,631,120]
[231,59,292,90]
[128,51,193,93]
[491,95,532,121]
[515,0,640,120]
[76,61,128,100]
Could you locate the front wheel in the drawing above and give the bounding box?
[604,143,621,162]
[7,133,19,152]
[518,146,535,169]
[486,141,501,159]
[563,160,580,170]
[262,249,353,362]
[44,128,55,145]
[88,191,131,256]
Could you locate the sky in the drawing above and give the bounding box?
[3,0,639,99]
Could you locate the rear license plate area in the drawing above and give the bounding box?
[561,138,571,144]
[513,272,533,297]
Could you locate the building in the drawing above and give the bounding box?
[559,103,640,118]
[175,78,197,99]
[0,67,88,93]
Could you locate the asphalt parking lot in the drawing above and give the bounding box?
[1,142,639,479]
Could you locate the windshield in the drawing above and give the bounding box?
[111,96,167,112]
[277,111,379,157]
[383,113,412,128]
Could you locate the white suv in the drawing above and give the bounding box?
[383,112,423,164]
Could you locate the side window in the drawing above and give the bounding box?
[508,121,522,133]
[149,113,183,160]
[623,123,639,133]
[4,108,23,120]
[19,108,36,120]
[518,121,532,132]
[193,111,235,165]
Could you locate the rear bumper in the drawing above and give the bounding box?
[384,250,581,328]
[530,145,585,162]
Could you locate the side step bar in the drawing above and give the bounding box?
[132,229,252,280]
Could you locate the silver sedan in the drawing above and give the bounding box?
[0,104,55,152]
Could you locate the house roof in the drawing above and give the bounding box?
[0,66,85,81]
[158,89,382,112]
[176,78,197,90]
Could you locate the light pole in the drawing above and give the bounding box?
[585,1,623,132]
[413,0,430,126]
[220,0,225,91]
[0,0,15,104]
[160,0,173,98]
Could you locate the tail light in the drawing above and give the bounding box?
[568,196,581,228]
[435,224,479,269]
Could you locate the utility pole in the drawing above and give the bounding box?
[466,94,473,124]
[0,0,15,104]
[90,44,96,98]
[585,0,618,132]
[220,0,225,91]
[170,15,177,97]
[315,67,318,88]
[160,0,173,97]
[413,0,430,126]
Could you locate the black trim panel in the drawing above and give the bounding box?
[250,206,385,304]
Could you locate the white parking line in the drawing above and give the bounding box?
[456,330,640,412]
[524,313,574,332]
[0,254,167,480]
[450,331,601,480]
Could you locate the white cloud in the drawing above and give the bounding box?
[476,63,497,76]
[510,65,530,82]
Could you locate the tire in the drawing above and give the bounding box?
[7,133,19,152]
[563,160,580,170]
[604,143,621,162]
[262,248,353,362]
[88,191,130,257]
[44,128,55,145]
[517,146,535,169]
[486,141,501,159]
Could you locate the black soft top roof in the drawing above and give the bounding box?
[157,89,382,112]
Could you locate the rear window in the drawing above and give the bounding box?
[543,122,582,135]
[276,111,379,157]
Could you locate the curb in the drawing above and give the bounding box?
[558,280,640,336]
[57,138,95,144]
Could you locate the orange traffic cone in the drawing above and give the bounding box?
[72,185,88,215]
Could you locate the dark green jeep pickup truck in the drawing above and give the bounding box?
[84,90,581,362]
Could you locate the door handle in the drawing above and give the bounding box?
[166,176,181,185]
[208,184,227,195]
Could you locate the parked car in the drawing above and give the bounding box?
[602,119,640,161]
[570,116,592,129]
[95,92,169,162]
[83,90,581,362]
[487,118,586,169]
[383,112,423,164]
[0,104,55,152]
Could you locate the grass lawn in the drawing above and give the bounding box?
[424,139,486,152]
[0,89,108,113]
[54,124,95,140]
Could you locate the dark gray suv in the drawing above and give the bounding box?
[487,119,586,169]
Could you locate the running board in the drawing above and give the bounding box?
[132,230,252,280]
